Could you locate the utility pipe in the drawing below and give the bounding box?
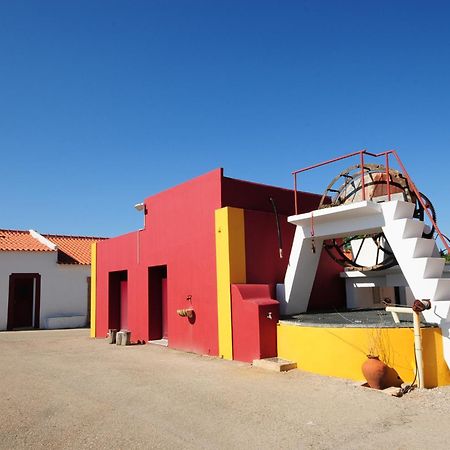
[385,306,425,388]
[385,152,391,201]
[413,311,425,389]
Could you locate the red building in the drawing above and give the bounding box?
[92,168,344,361]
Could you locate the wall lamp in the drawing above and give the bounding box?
[134,202,146,233]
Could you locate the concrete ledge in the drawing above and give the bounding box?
[252,357,297,372]
[149,338,168,347]
[46,315,86,329]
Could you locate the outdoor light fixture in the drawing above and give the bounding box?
[134,202,147,233]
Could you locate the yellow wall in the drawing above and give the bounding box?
[90,242,97,338]
[215,207,246,360]
[277,323,450,388]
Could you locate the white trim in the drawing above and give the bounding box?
[29,230,58,251]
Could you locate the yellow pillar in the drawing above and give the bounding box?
[215,207,246,360]
[90,242,97,338]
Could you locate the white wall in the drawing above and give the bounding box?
[346,282,396,309]
[0,251,90,330]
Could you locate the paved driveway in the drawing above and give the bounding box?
[1,329,450,449]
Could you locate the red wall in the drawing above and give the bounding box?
[96,169,222,356]
[244,210,295,285]
[242,204,345,311]
[96,231,139,338]
[222,175,320,216]
[309,250,346,311]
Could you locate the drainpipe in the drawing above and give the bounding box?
[385,304,428,388]
[412,311,424,389]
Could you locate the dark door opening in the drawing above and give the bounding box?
[108,270,128,331]
[120,279,129,330]
[7,273,41,330]
[148,265,168,341]
[87,276,91,327]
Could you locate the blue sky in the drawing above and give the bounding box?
[1,0,449,242]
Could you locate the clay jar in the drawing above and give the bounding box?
[362,356,388,389]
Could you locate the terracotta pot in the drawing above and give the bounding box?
[361,356,388,389]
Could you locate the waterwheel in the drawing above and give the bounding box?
[319,164,436,271]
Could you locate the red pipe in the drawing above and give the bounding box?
[292,149,365,175]
[294,174,298,215]
[385,153,391,201]
[360,151,366,201]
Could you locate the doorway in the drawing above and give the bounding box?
[148,265,168,341]
[108,270,128,331]
[7,273,41,330]
[87,276,91,327]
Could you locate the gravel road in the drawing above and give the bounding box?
[1,329,450,449]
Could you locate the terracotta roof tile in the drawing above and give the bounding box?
[0,229,106,265]
[43,234,106,265]
[0,229,53,252]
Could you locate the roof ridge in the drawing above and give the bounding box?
[0,228,31,234]
[42,233,106,239]
[0,230,105,239]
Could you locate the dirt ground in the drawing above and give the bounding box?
[1,329,450,449]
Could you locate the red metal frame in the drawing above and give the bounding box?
[292,149,450,254]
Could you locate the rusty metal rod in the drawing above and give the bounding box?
[385,152,391,201]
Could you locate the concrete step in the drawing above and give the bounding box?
[252,357,297,372]
[401,237,436,258]
[381,200,415,222]
[148,338,168,347]
[387,218,425,239]
[423,300,450,324]
[410,257,445,279]
[431,279,450,301]
[412,278,450,302]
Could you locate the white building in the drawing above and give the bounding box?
[0,229,104,331]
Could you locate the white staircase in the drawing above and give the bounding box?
[381,202,450,366]
[278,200,450,367]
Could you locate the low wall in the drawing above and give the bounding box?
[277,323,450,388]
